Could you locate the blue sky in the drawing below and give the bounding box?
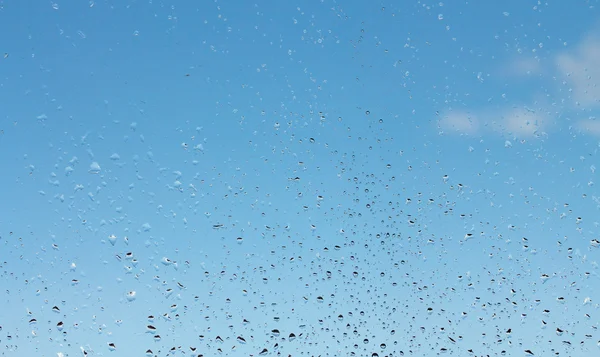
[1,1,599,356]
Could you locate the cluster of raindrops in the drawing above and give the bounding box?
[0,1,599,357]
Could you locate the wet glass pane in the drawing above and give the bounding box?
[1,1,599,356]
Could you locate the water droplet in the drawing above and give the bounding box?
[89,162,101,174]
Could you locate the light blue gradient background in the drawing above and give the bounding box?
[1,1,599,356]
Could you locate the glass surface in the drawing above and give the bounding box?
[1,1,599,356]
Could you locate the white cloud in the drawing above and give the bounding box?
[556,35,600,107]
[575,119,600,135]
[437,30,600,137]
[503,56,544,77]
[502,108,545,136]
[437,112,479,135]
[484,106,547,137]
[437,107,547,137]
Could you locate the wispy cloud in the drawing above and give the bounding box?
[438,106,547,138]
[556,35,600,108]
[575,118,600,135]
[502,56,544,77]
[437,111,479,135]
[502,108,545,136]
[555,33,600,136]
[439,30,600,137]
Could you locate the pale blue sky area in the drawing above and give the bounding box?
[1,1,599,357]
